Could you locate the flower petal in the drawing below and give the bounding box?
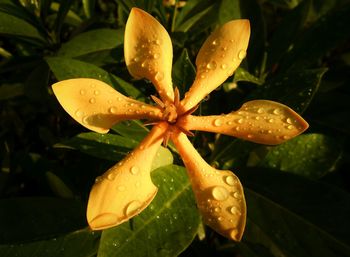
[52,78,162,133]
[87,122,168,230]
[171,131,246,241]
[125,8,174,103]
[180,20,250,113]
[177,100,309,145]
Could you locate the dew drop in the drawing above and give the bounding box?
[217,216,223,221]
[107,173,116,181]
[141,61,147,68]
[89,97,96,104]
[94,90,100,95]
[225,175,236,186]
[75,109,84,117]
[125,200,142,216]
[130,166,139,175]
[213,118,223,127]
[230,206,241,215]
[109,107,117,114]
[155,39,162,45]
[153,53,160,59]
[233,191,241,199]
[287,125,294,130]
[286,118,293,124]
[155,71,164,82]
[238,49,247,60]
[214,207,221,212]
[80,89,86,95]
[230,229,239,240]
[200,74,206,79]
[221,64,227,70]
[133,57,140,62]
[95,176,102,183]
[212,186,229,201]
[257,108,264,114]
[268,118,274,123]
[206,61,217,70]
[273,108,281,115]
[237,118,244,124]
[212,39,219,46]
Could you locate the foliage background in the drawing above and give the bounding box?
[1,0,350,256]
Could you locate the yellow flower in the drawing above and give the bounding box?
[52,8,308,241]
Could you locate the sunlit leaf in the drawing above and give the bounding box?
[97,165,201,257]
[46,57,143,99]
[240,167,350,257]
[256,133,343,179]
[58,29,124,58]
[234,67,263,85]
[55,132,173,170]
[172,48,196,95]
[0,228,99,257]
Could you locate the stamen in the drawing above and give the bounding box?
[174,87,180,108]
[175,124,195,137]
[184,105,199,116]
[151,95,165,108]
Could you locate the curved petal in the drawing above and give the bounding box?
[125,8,174,103]
[180,20,250,113]
[171,131,246,241]
[52,78,162,133]
[87,122,168,230]
[177,100,309,145]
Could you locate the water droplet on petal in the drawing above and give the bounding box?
[273,108,281,115]
[206,61,217,70]
[89,98,96,104]
[257,108,264,114]
[155,39,162,45]
[287,125,294,130]
[94,90,100,95]
[225,175,236,186]
[212,186,229,201]
[212,39,219,45]
[107,173,116,181]
[133,57,140,62]
[268,118,274,123]
[80,89,86,95]
[233,191,241,199]
[109,107,117,114]
[155,71,164,82]
[230,229,239,240]
[125,200,142,216]
[230,206,241,215]
[237,118,244,124]
[286,118,293,124]
[130,166,139,175]
[75,109,84,117]
[213,118,223,127]
[153,53,160,59]
[238,49,247,60]
[221,64,227,70]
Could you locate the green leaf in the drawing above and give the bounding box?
[46,171,75,198]
[266,0,311,70]
[46,57,143,99]
[234,67,263,85]
[82,0,96,18]
[24,62,50,101]
[0,228,99,257]
[0,12,46,44]
[172,48,196,95]
[54,0,74,36]
[218,0,241,24]
[0,83,24,100]
[0,197,86,243]
[112,120,149,142]
[240,167,350,257]
[58,29,124,58]
[97,165,200,257]
[55,132,173,170]
[247,68,327,113]
[256,134,343,179]
[280,3,350,71]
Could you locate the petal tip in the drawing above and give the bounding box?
[88,213,119,230]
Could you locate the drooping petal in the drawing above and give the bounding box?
[177,100,309,145]
[87,122,168,230]
[179,19,250,113]
[171,131,246,241]
[124,8,174,103]
[52,78,162,133]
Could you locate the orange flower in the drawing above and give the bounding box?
[52,8,308,241]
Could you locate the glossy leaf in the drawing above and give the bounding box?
[0,228,99,257]
[46,57,143,99]
[172,48,196,95]
[0,12,46,43]
[247,68,327,113]
[58,29,124,58]
[82,0,95,18]
[257,133,342,179]
[55,132,173,170]
[97,165,201,257]
[234,67,263,85]
[240,167,350,257]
